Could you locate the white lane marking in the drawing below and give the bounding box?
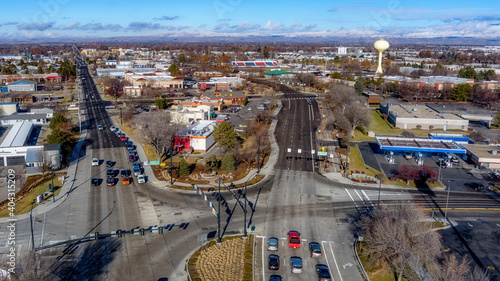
[345,188,359,209]
[353,189,364,202]
[308,104,315,172]
[468,223,473,228]
[328,241,344,281]
[321,241,333,278]
[361,190,375,207]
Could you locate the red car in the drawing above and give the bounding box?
[288,231,301,249]
[120,135,128,141]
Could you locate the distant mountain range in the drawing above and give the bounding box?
[2,33,500,45]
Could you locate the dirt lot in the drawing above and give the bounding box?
[189,236,253,281]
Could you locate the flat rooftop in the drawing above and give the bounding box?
[463,144,500,160]
[376,136,467,154]
[387,104,464,120]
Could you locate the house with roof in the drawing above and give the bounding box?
[7,80,37,92]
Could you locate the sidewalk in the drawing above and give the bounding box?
[1,123,89,223]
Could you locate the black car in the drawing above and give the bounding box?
[106,160,114,167]
[268,254,280,270]
[120,169,129,177]
[269,275,282,281]
[91,178,100,186]
[466,182,484,191]
[106,168,115,177]
[316,264,332,281]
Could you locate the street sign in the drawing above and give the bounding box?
[322,147,325,152]
[311,150,315,154]
[149,161,160,165]
[297,149,302,153]
[287,148,291,153]
[160,163,166,167]
[318,152,328,156]
[330,154,334,158]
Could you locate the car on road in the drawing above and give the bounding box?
[133,167,141,177]
[268,254,280,270]
[122,177,131,185]
[316,264,332,280]
[120,135,128,141]
[288,231,301,248]
[106,160,114,167]
[309,242,322,257]
[267,237,278,251]
[129,155,138,162]
[106,168,115,177]
[110,126,116,131]
[137,174,146,184]
[91,178,100,186]
[106,176,115,186]
[465,182,484,191]
[132,162,140,169]
[120,169,129,177]
[247,106,252,110]
[290,256,303,274]
[269,275,282,281]
[97,124,103,130]
[91,158,99,166]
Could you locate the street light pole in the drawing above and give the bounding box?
[243,181,248,238]
[217,176,222,244]
[30,200,35,251]
[377,175,382,207]
[257,135,261,174]
[444,180,454,224]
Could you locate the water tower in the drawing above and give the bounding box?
[374,39,389,75]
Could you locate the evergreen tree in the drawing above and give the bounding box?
[354,78,364,95]
[178,158,190,177]
[213,121,237,150]
[221,152,236,173]
[49,113,68,129]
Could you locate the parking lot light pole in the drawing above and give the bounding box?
[444,180,454,224]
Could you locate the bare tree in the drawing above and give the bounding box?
[435,253,471,281]
[470,266,492,281]
[132,111,183,161]
[359,203,442,281]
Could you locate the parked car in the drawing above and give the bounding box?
[316,264,332,280]
[309,242,322,257]
[268,254,280,270]
[91,158,99,166]
[106,176,115,186]
[267,237,278,251]
[290,256,303,274]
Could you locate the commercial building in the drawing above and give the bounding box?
[7,80,37,92]
[174,120,217,152]
[362,91,385,105]
[231,60,278,68]
[170,105,214,124]
[380,103,469,131]
[0,103,19,115]
[463,144,500,171]
[124,71,183,89]
[123,86,143,97]
[199,91,247,105]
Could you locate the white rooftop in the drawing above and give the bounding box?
[0,121,33,147]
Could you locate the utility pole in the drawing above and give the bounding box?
[257,135,261,174]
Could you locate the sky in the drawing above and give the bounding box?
[1,0,500,40]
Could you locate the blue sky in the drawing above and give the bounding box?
[1,0,500,39]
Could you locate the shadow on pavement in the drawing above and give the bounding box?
[51,238,122,280]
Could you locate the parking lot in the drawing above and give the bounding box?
[357,142,496,192]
